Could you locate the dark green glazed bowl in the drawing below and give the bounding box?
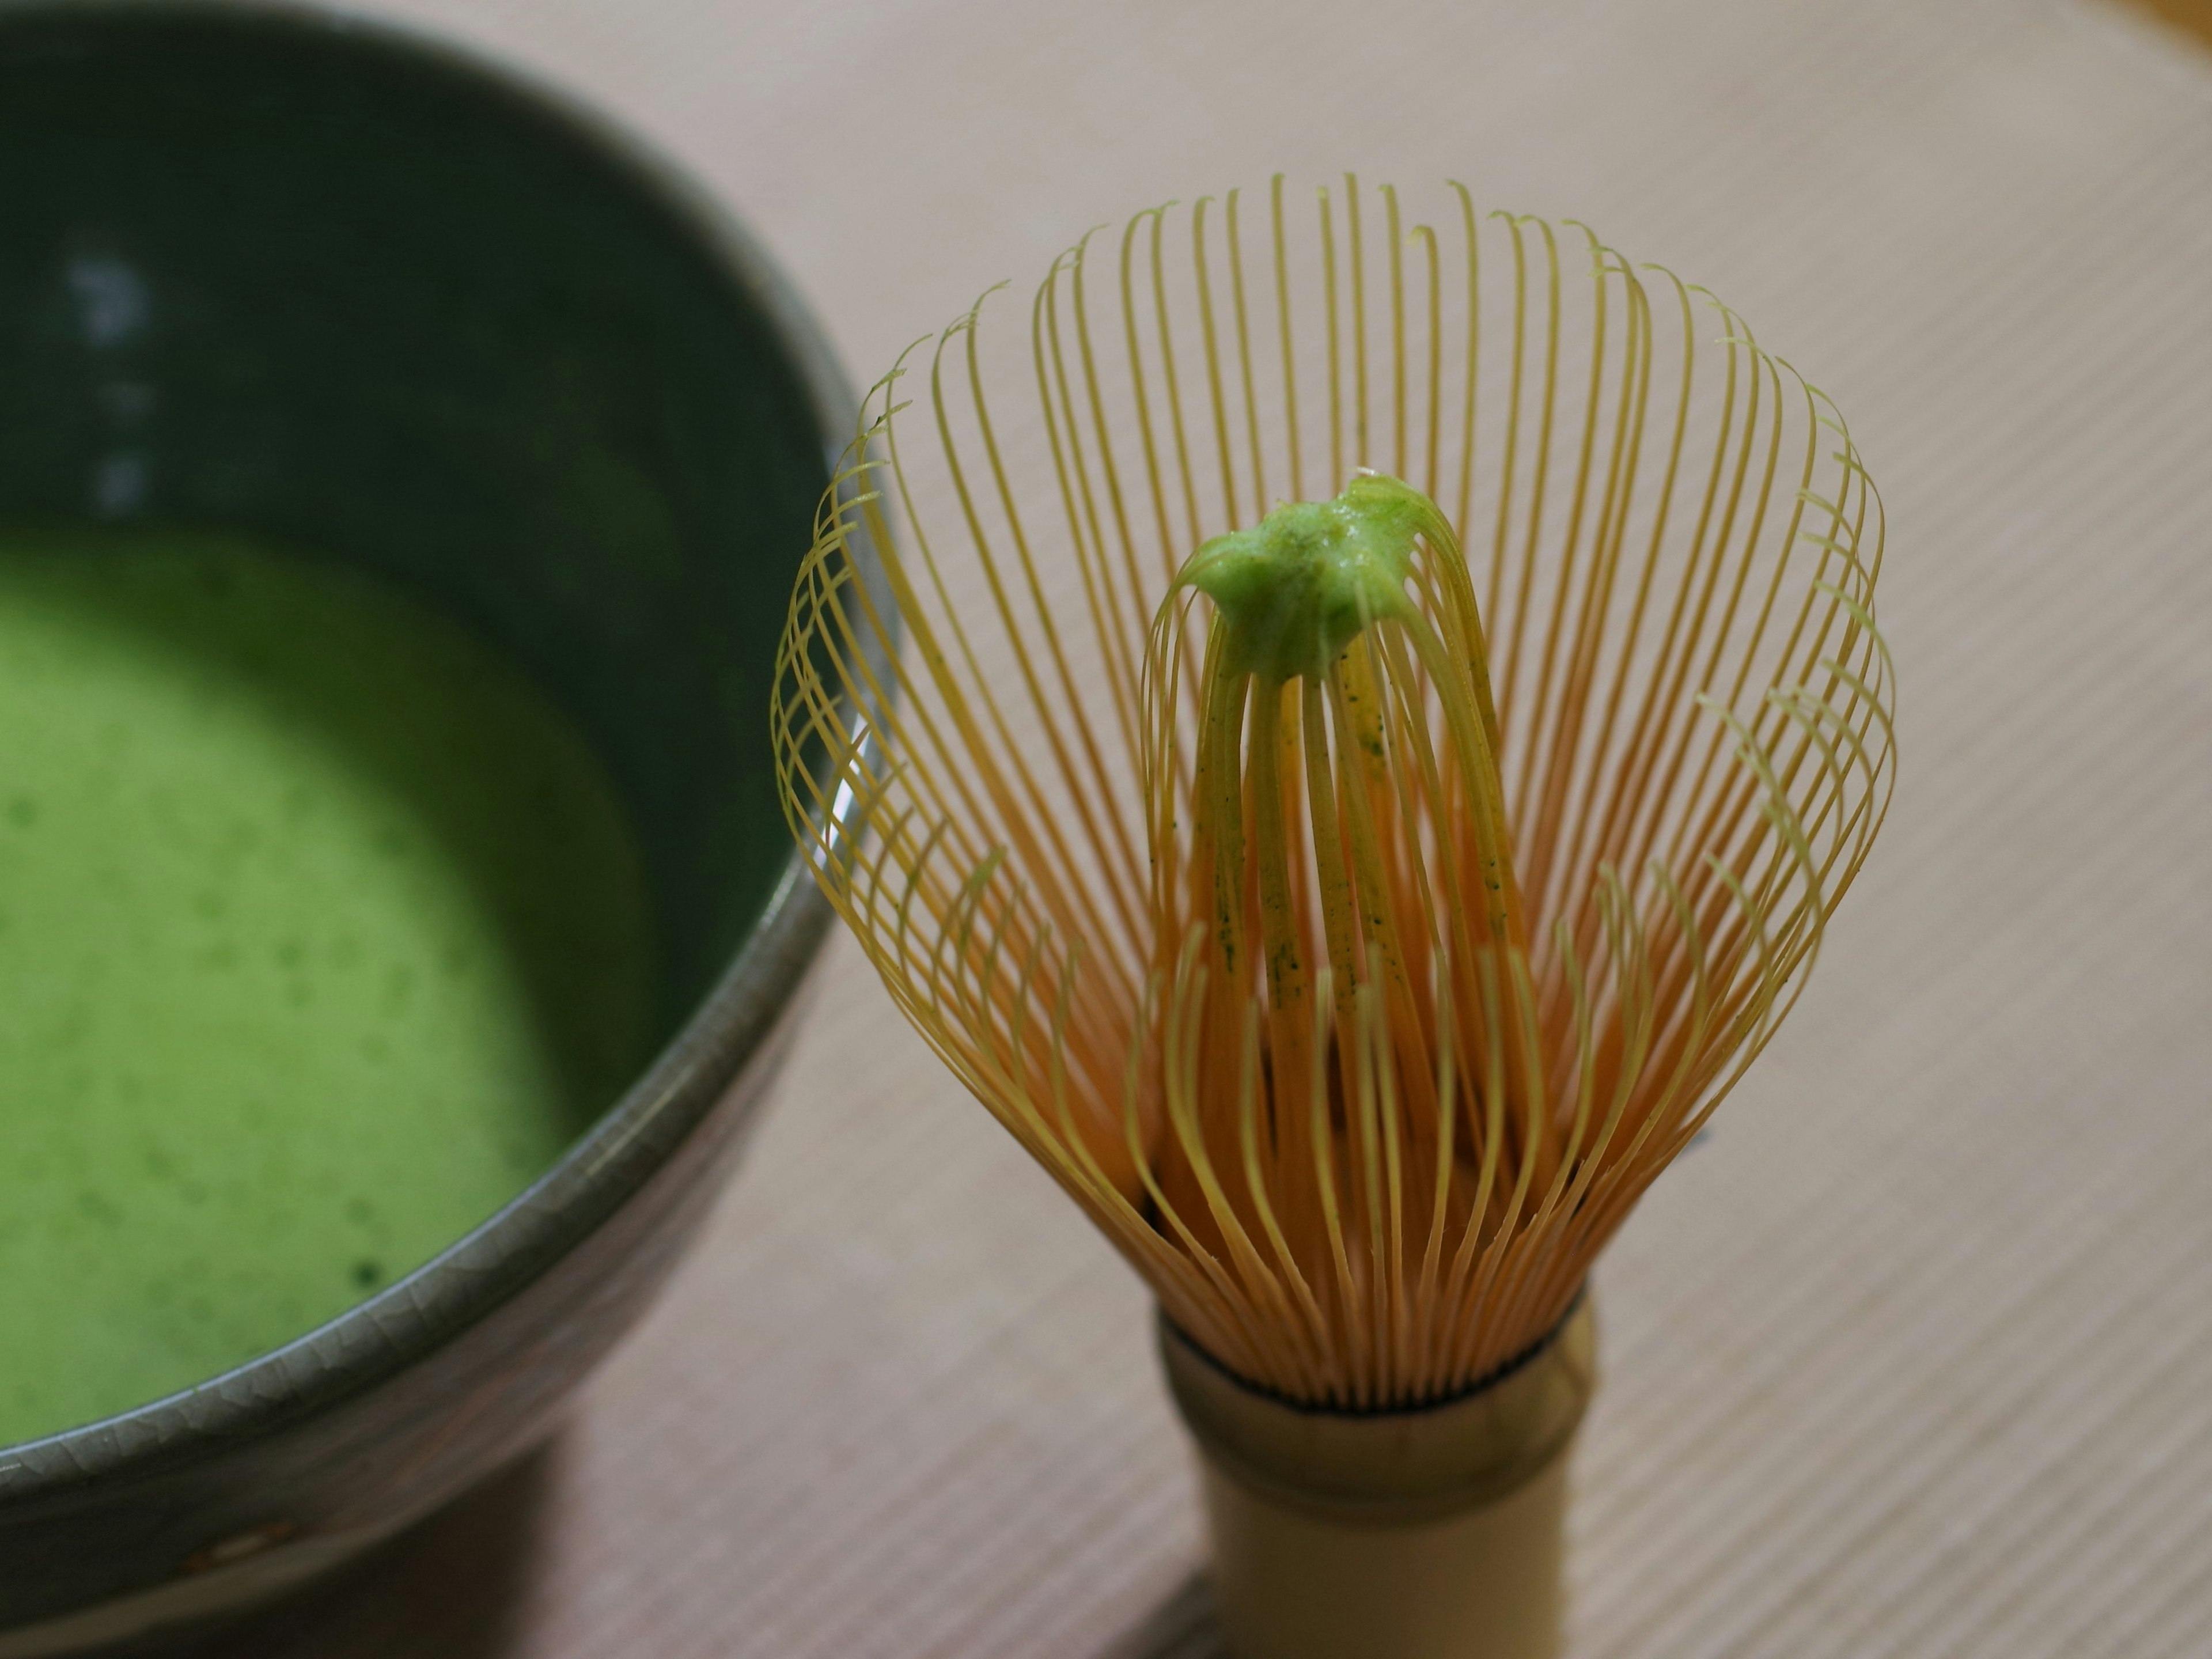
[0,2,855,1650]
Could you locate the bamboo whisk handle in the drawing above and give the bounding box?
[1156,1301,1597,1659]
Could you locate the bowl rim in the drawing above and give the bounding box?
[0,0,855,1503]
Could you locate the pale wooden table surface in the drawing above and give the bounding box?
[202,1,2212,1654]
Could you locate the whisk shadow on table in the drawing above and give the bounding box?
[167,1437,567,1659]
[1092,1575,1224,1659]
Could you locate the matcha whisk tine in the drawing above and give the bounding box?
[774,177,1892,1412]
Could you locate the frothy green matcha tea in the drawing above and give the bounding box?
[0,533,653,1445]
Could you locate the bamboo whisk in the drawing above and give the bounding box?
[775,177,1892,1411]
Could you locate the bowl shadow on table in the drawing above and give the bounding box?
[149,1447,1227,1659]
[196,1491,1228,1659]
[157,1438,568,1659]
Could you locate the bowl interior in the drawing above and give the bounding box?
[0,1,828,1038]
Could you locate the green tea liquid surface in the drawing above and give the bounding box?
[0,533,653,1445]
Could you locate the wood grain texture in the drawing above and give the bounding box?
[200,1,2212,1653]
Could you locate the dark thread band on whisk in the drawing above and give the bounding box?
[1160,1285,1588,1420]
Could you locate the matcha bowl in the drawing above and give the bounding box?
[0,2,854,1649]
